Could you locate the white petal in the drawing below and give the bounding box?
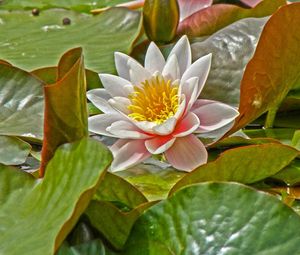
[108,97,131,115]
[168,35,191,76]
[110,139,129,157]
[193,100,239,132]
[165,134,207,172]
[181,53,212,96]
[179,77,199,111]
[153,117,177,136]
[145,135,176,154]
[133,121,157,134]
[162,54,180,81]
[99,74,133,97]
[88,114,123,137]
[87,89,115,113]
[110,139,151,172]
[174,95,186,120]
[107,120,152,139]
[145,42,166,73]
[114,52,131,80]
[173,112,200,137]
[128,58,152,85]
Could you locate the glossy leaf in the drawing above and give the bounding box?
[271,160,300,186]
[117,163,185,201]
[95,172,147,208]
[0,138,112,255]
[177,0,285,37]
[0,0,130,13]
[234,3,300,131]
[178,0,212,21]
[171,143,298,194]
[0,63,44,139]
[86,201,155,250]
[0,136,31,165]
[125,183,300,255]
[0,8,141,72]
[40,48,87,176]
[192,17,267,106]
[212,136,280,148]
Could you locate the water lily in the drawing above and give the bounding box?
[88,36,239,172]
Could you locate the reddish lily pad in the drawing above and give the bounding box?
[177,0,285,37]
[233,3,300,131]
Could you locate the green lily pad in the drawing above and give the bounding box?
[0,138,112,255]
[95,172,147,208]
[0,136,31,165]
[85,200,155,250]
[0,63,44,139]
[192,17,267,106]
[0,0,128,12]
[171,143,298,194]
[117,163,185,201]
[0,8,142,72]
[125,183,300,254]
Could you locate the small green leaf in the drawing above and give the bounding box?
[0,138,112,255]
[85,201,155,250]
[271,160,300,186]
[171,143,298,194]
[0,136,31,165]
[125,183,300,254]
[95,172,147,208]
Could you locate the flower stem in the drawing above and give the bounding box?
[264,107,278,129]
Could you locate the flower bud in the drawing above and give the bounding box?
[143,0,179,43]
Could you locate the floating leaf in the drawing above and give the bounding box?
[0,8,141,72]
[40,48,88,176]
[125,183,300,254]
[233,3,300,130]
[171,143,298,194]
[192,17,267,106]
[86,201,155,250]
[0,136,31,165]
[177,0,285,37]
[117,163,185,201]
[0,63,44,139]
[0,138,112,255]
[95,172,147,208]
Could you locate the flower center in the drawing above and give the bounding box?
[127,76,179,124]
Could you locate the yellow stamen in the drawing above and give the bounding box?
[128,76,179,124]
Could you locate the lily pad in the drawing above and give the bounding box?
[171,143,298,194]
[0,8,142,72]
[192,17,267,106]
[0,136,31,165]
[125,183,300,254]
[234,3,300,130]
[0,138,112,255]
[0,63,44,140]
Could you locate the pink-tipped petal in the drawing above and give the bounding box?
[181,53,212,96]
[145,135,176,154]
[107,120,152,139]
[145,42,166,73]
[99,74,133,97]
[192,100,239,132]
[162,54,180,81]
[165,134,207,172]
[110,139,129,157]
[87,89,115,113]
[168,35,191,76]
[108,97,131,115]
[128,59,152,85]
[110,139,151,172]
[153,117,177,135]
[173,112,200,137]
[88,113,123,137]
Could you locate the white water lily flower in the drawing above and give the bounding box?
[88,36,239,172]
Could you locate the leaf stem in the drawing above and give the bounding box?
[264,107,278,129]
